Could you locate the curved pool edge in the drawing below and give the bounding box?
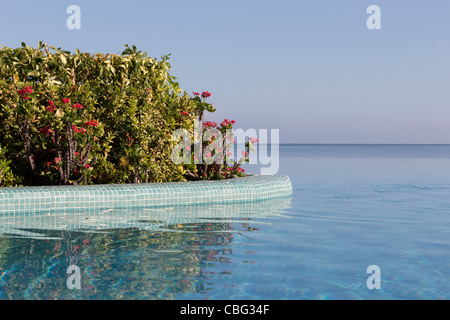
[0,175,292,214]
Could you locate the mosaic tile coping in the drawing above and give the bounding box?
[0,174,292,214]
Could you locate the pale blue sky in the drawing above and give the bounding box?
[1,0,449,143]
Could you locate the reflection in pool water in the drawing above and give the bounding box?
[0,197,292,300]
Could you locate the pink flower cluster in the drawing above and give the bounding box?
[226,167,245,173]
[45,158,61,170]
[39,125,54,137]
[193,91,212,98]
[201,91,211,98]
[17,86,33,100]
[220,119,235,128]
[203,121,217,129]
[46,100,56,112]
[72,125,87,134]
[45,100,85,112]
[84,120,99,127]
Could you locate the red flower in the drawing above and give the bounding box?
[39,126,54,137]
[62,98,70,104]
[72,125,86,134]
[46,101,56,111]
[72,103,83,109]
[17,86,33,99]
[193,92,200,96]
[125,133,133,146]
[201,91,211,98]
[84,120,98,127]
[46,161,51,167]
[203,121,217,129]
[46,105,56,112]
[84,164,90,169]
[18,86,33,95]
[219,119,235,128]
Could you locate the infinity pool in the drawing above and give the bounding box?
[1,144,449,299]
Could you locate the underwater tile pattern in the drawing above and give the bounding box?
[0,175,292,214]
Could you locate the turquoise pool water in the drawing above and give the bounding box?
[1,144,449,300]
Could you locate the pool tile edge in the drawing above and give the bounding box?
[0,175,292,214]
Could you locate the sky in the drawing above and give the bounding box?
[1,0,449,143]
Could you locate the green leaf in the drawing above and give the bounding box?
[60,54,67,65]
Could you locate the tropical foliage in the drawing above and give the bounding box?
[0,42,254,186]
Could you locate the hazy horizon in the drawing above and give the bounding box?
[266,143,450,145]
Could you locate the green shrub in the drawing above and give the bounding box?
[0,42,195,185]
[0,145,19,187]
[0,42,257,187]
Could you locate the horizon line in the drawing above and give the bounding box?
[260,143,450,145]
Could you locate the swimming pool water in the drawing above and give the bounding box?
[1,145,449,300]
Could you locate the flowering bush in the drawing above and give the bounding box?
[0,43,194,186]
[180,91,257,180]
[0,43,253,186]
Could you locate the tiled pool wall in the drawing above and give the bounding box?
[0,194,292,238]
[0,175,292,214]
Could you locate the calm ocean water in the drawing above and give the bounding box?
[0,144,449,300]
